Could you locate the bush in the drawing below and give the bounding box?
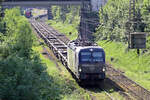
[0,8,62,100]
[96,0,150,42]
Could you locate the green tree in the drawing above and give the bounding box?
[95,0,149,42]
[51,6,80,28]
[0,8,63,100]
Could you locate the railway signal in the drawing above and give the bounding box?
[130,32,146,54]
[127,0,147,55]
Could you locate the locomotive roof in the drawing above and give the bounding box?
[68,41,104,51]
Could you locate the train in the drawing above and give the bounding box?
[25,10,32,18]
[31,13,106,84]
[67,41,106,84]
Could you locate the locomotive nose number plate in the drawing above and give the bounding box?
[89,67,95,71]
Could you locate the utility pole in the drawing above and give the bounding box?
[76,0,99,46]
[78,0,91,44]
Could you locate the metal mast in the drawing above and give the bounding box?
[76,0,94,46]
[78,0,89,41]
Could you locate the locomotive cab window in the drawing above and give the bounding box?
[79,50,104,63]
[80,52,92,62]
[92,52,103,62]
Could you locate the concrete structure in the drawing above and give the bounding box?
[91,0,107,12]
[1,0,108,12]
[1,1,89,7]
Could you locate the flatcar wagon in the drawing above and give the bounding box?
[67,41,106,84]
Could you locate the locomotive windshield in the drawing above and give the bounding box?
[92,52,103,62]
[80,52,92,62]
[80,51,104,63]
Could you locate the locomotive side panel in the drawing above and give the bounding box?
[67,47,76,73]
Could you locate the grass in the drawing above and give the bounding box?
[98,41,150,90]
[47,20,78,40]
[32,41,81,99]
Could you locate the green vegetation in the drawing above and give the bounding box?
[33,44,81,100]
[98,41,150,90]
[33,44,85,100]
[96,0,150,48]
[0,8,62,100]
[96,0,150,90]
[47,6,80,40]
[95,0,129,42]
[47,20,78,40]
[96,0,150,51]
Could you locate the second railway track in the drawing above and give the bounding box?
[30,19,150,100]
[106,64,150,100]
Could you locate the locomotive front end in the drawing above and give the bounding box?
[78,47,106,82]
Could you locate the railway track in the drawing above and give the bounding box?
[84,88,115,100]
[31,19,68,67]
[102,89,115,100]
[106,64,150,100]
[30,19,150,100]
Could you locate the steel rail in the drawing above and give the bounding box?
[102,88,115,100]
[38,22,70,44]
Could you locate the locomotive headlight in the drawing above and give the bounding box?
[90,48,93,52]
[79,68,82,72]
[102,68,106,72]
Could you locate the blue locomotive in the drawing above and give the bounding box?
[67,41,106,84]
